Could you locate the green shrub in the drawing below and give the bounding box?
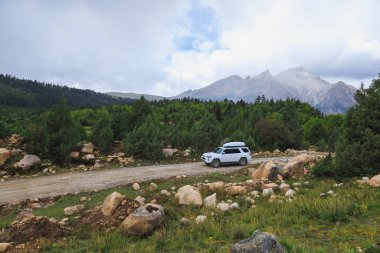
[312,154,335,178]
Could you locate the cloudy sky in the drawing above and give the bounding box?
[1,0,379,96]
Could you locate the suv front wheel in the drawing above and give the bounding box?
[211,159,221,168]
[238,157,247,166]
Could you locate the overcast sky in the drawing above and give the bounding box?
[1,0,379,96]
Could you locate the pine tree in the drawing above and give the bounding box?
[123,113,163,160]
[335,76,380,177]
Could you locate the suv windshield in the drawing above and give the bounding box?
[213,148,223,154]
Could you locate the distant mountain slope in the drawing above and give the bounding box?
[172,67,357,114]
[107,92,165,101]
[0,74,133,109]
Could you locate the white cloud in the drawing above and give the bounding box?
[0,0,379,96]
[162,0,380,95]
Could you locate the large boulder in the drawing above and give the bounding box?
[102,192,124,216]
[121,204,165,236]
[280,161,305,178]
[175,185,203,206]
[291,154,313,164]
[231,230,285,253]
[81,142,95,154]
[0,148,11,166]
[16,155,40,170]
[367,174,380,187]
[251,161,279,181]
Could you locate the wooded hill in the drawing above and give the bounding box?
[0,74,133,109]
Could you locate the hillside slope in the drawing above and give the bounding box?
[0,74,133,108]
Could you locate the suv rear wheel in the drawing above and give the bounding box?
[238,157,247,166]
[211,159,221,168]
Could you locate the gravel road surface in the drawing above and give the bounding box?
[0,157,291,204]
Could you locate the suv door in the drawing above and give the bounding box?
[230,148,242,162]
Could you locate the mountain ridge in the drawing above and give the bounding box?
[107,67,358,114]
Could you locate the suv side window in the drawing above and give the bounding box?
[223,149,232,154]
[241,148,249,153]
[231,148,241,154]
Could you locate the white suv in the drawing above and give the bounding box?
[201,142,252,168]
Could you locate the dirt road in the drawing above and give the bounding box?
[0,157,290,205]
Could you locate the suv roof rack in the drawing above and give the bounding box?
[223,142,246,148]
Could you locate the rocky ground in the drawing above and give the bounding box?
[0,152,379,252]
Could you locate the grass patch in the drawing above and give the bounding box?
[2,170,380,252]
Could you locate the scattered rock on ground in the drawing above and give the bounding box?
[0,148,11,166]
[81,142,95,154]
[217,202,230,212]
[135,196,146,205]
[0,243,12,252]
[208,181,225,191]
[121,204,165,236]
[226,186,247,196]
[16,155,40,170]
[102,192,124,216]
[230,202,239,209]
[231,230,285,253]
[175,185,203,206]
[262,183,279,190]
[132,182,140,191]
[251,161,279,181]
[161,190,171,197]
[367,174,380,188]
[279,183,290,192]
[204,193,217,207]
[285,189,296,198]
[291,153,314,163]
[149,182,158,191]
[280,161,305,178]
[180,217,191,225]
[64,204,84,216]
[262,188,273,197]
[195,215,207,224]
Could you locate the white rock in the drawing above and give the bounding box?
[149,182,158,191]
[132,182,140,191]
[217,202,230,212]
[250,191,259,197]
[80,197,87,202]
[262,188,273,197]
[245,197,255,204]
[195,215,207,224]
[204,193,217,207]
[160,190,171,197]
[175,185,203,206]
[327,190,335,196]
[363,177,369,182]
[229,202,239,210]
[285,189,296,198]
[180,217,191,225]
